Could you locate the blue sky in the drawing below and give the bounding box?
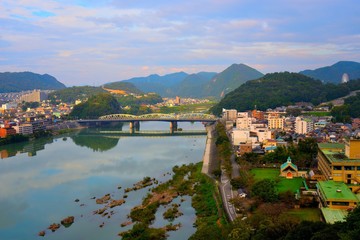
[0,0,359,86]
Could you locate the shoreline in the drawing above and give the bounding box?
[201,123,216,177]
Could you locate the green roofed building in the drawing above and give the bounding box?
[317,140,360,193]
[317,181,358,210]
[279,156,307,179]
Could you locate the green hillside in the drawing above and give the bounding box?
[210,72,355,115]
[69,93,122,118]
[48,86,106,103]
[0,72,66,92]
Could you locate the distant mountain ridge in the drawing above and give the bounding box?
[0,72,66,93]
[108,63,263,98]
[300,61,360,83]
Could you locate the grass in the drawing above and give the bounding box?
[250,168,304,193]
[302,111,331,117]
[286,208,321,222]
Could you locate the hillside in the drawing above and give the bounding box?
[203,63,264,98]
[48,86,106,103]
[175,72,217,97]
[122,72,189,96]
[210,72,355,115]
[0,72,66,92]
[103,82,144,95]
[69,93,122,118]
[300,61,360,83]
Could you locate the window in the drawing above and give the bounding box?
[345,166,355,171]
[332,201,349,206]
[333,166,342,170]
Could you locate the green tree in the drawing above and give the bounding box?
[251,179,278,203]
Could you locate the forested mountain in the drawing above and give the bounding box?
[0,72,66,92]
[103,82,144,95]
[122,72,189,96]
[174,72,217,97]
[48,86,106,103]
[111,63,262,98]
[300,61,360,83]
[211,72,359,116]
[202,63,264,98]
[69,93,122,118]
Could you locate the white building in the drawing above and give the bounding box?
[13,124,33,135]
[295,117,314,134]
[222,108,238,122]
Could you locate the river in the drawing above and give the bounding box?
[0,122,207,240]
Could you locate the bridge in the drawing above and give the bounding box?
[77,113,217,133]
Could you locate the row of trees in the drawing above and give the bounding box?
[331,92,360,123]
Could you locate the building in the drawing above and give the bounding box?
[19,90,48,102]
[295,117,314,134]
[317,181,358,210]
[222,109,237,122]
[236,112,253,129]
[1,102,17,110]
[268,114,285,130]
[317,180,358,223]
[13,124,34,135]
[251,110,265,121]
[175,96,181,105]
[0,125,17,138]
[279,156,307,178]
[317,140,360,192]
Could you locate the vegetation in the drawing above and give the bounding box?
[211,72,360,116]
[69,93,121,118]
[21,101,40,111]
[103,81,144,95]
[214,122,232,177]
[0,71,65,92]
[331,92,360,122]
[48,86,106,103]
[158,101,216,114]
[116,93,163,115]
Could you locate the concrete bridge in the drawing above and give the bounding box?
[77,113,217,133]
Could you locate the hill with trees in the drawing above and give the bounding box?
[0,72,66,92]
[103,82,144,95]
[48,86,106,103]
[69,93,122,118]
[211,72,358,116]
[300,61,360,83]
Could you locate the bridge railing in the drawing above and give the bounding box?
[98,113,217,121]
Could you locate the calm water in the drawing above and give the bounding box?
[0,122,207,240]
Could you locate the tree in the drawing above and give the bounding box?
[251,179,278,203]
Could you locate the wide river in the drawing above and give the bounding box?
[0,122,207,240]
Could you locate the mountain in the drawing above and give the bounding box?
[122,72,189,96]
[300,61,360,83]
[103,82,144,95]
[210,72,354,116]
[0,72,66,92]
[203,64,264,98]
[175,72,217,97]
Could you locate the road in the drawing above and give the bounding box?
[220,168,238,221]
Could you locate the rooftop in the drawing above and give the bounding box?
[318,143,345,150]
[317,181,358,202]
[321,208,348,224]
[319,143,360,163]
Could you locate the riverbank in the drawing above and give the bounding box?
[201,123,217,177]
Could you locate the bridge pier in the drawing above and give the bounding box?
[170,121,178,133]
[129,121,140,133]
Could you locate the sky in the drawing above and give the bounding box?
[0,0,359,86]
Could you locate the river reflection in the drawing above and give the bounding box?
[0,122,206,240]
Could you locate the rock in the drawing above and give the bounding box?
[74,199,80,202]
[61,216,75,228]
[108,199,125,208]
[38,231,45,237]
[48,223,60,232]
[120,221,132,227]
[96,194,111,204]
[93,207,107,215]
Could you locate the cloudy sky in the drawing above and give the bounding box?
[0,0,359,86]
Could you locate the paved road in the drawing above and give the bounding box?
[220,167,238,221]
